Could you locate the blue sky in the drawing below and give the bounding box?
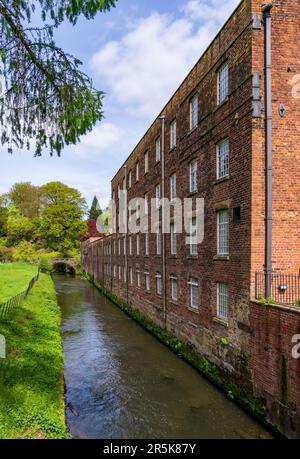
[0,0,240,209]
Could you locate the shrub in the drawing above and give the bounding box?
[294,299,300,307]
[12,241,37,262]
[38,257,53,274]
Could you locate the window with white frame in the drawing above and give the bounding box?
[190,94,198,130]
[170,222,177,255]
[217,209,229,255]
[170,173,176,201]
[119,266,122,280]
[128,170,132,188]
[189,159,198,193]
[123,236,126,255]
[129,267,133,285]
[144,192,149,215]
[129,236,132,255]
[124,267,126,283]
[145,232,149,256]
[156,137,161,162]
[136,161,140,182]
[144,151,149,173]
[136,270,141,288]
[156,273,162,295]
[118,238,121,255]
[190,216,198,255]
[145,272,150,292]
[170,119,177,148]
[156,228,162,255]
[218,62,229,104]
[188,278,199,309]
[155,183,161,209]
[170,276,178,302]
[113,265,116,278]
[136,233,140,256]
[217,139,229,179]
[217,283,229,320]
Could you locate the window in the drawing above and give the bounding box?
[217,283,229,320]
[233,205,242,223]
[123,177,126,190]
[189,160,198,193]
[124,267,126,283]
[218,62,229,104]
[144,192,149,215]
[155,183,161,209]
[129,267,133,285]
[129,236,132,255]
[170,119,177,148]
[113,265,116,278]
[190,94,198,130]
[136,234,140,256]
[156,137,161,162]
[156,273,162,296]
[123,236,126,255]
[144,151,149,174]
[170,173,176,201]
[118,238,121,255]
[128,170,132,189]
[136,270,141,288]
[119,266,122,280]
[170,222,177,255]
[217,139,229,179]
[156,228,162,255]
[145,233,149,256]
[217,209,229,255]
[136,161,140,182]
[189,278,199,309]
[190,217,198,255]
[145,272,150,292]
[170,276,178,302]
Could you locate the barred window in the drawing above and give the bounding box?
[170,222,177,255]
[217,209,229,255]
[156,137,161,162]
[188,278,199,309]
[170,173,176,201]
[218,62,229,104]
[170,119,177,148]
[156,228,162,255]
[217,283,229,320]
[145,233,149,256]
[217,139,229,179]
[170,276,178,302]
[190,216,198,255]
[189,159,198,193]
[144,151,149,173]
[190,94,198,130]
[156,273,162,296]
[145,272,150,292]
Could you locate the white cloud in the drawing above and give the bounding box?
[90,0,240,118]
[70,122,123,157]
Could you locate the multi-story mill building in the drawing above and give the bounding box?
[82,0,300,437]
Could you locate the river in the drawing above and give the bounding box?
[54,274,272,439]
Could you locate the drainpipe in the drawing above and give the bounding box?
[159,116,167,327]
[123,164,129,303]
[262,3,273,298]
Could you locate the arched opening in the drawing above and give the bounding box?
[52,262,76,276]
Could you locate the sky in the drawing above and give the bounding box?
[0,0,241,209]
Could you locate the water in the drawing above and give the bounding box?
[54,274,272,439]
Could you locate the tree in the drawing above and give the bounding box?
[0,194,8,236]
[0,0,116,156]
[38,182,87,254]
[6,205,35,245]
[89,195,102,220]
[7,182,41,218]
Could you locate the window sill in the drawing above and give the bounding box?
[188,306,199,315]
[187,190,198,197]
[169,146,177,153]
[214,255,230,261]
[214,176,230,185]
[187,125,198,137]
[213,316,229,327]
[155,160,161,166]
[170,300,178,306]
[213,97,229,113]
[187,255,198,259]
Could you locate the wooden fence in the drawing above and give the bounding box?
[0,271,40,320]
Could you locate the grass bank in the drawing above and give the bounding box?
[0,262,37,303]
[0,267,66,439]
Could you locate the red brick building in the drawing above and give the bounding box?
[82,0,300,437]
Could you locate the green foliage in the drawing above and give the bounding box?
[38,257,53,274]
[12,241,37,262]
[258,297,274,305]
[220,337,230,347]
[7,182,41,218]
[6,206,34,245]
[89,196,102,221]
[294,299,300,307]
[0,272,66,438]
[0,0,117,156]
[0,245,13,262]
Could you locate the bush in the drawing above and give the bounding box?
[12,241,37,262]
[38,257,53,274]
[295,299,300,307]
[0,246,13,262]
